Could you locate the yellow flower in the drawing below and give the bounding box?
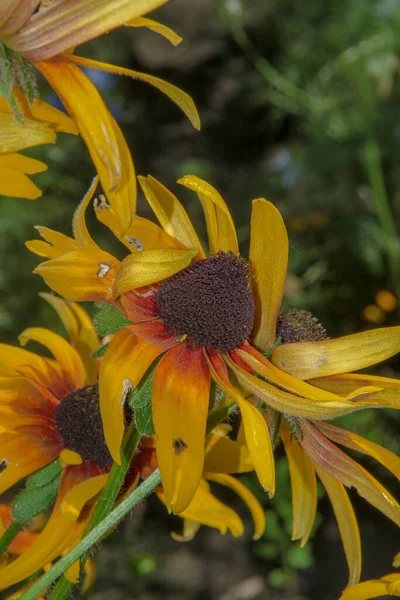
[339,552,400,599]
[0,88,77,199]
[28,174,399,516]
[0,1,200,233]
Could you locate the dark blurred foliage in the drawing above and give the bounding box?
[1,0,400,598]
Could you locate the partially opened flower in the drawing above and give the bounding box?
[339,552,400,599]
[0,0,200,232]
[0,88,77,199]
[27,174,397,516]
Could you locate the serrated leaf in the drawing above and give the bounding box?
[94,302,132,336]
[13,474,61,523]
[91,341,110,358]
[26,458,61,490]
[128,359,160,436]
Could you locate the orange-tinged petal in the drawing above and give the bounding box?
[33,249,120,302]
[127,17,182,45]
[281,425,317,547]
[206,473,266,540]
[206,350,275,495]
[301,421,400,527]
[113,248,197,297]
[316,466,361,586]
[272,327,400,380]
[152,343,210,514]
[100,328,161,463]
[138,175,205,257]
[203,433,253,474]
[178,175,238,254]
[129,321,177,352]
[0,164,43,200]
[18,327,84,390]
[8,0,168,60]
[0,343,63,390]
[95,198,182,252]
[67,54,200,131]
[0,113,55,154]
[60,474,108,521]
[249,199,288,351]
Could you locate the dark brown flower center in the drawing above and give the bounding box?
[55,384,112,469]
[155,252,255,353]
[276,309,328,344]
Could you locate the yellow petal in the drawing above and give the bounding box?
[170,519,201,542]
[33,249,120,302]
[152,344,210,514]
[178,175,238,254]
[0,164,43,200]
[9,0,169,60]
[0,153,47,174]
[81,557,97,594]
[394,553,400,568]
[206,352,275,495]
[203,434,253,474]
[165,479,244,537]
[72,177,100,249]
[67,54,200,131]
[60,449,83,466]
[127,17,182,45]
[281,425,317,547]
[138,175,205,257]
[18,327,84,390]
[29,225,77,256]
[60,474,108,521]
[315,466,361,587]
[249,199,288,351]
[340,579,398,600]
[206,473,266,540]
[95,199,182,252]
[0,113,55,153]
[272,327,400,380]
[65,558,80,584]
[113,248,197,297]
[100,329,161,463]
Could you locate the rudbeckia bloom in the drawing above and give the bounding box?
[0,88,77,199]
[27,174,399,517]
[0,0,200,232]
[339,552,400,599]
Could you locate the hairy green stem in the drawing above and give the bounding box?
[20,470,161,600]
[0,521,22,554]
[46,576,73,600]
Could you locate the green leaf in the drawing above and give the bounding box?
[128,359,160,436]
[13,474,61,523]
[91,342,110,359]
[26,458,62,490]
[94,302,132,336]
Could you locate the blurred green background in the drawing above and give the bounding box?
[1,0,400,598]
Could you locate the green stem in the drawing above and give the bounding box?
[48,422,141,599]
[0,521,22,554]
[20,470,161,600]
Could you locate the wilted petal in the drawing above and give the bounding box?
[0,0,40,37]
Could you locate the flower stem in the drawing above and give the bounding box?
[46,576,73,600]
[0,521,22,554]
[19,469,161,600]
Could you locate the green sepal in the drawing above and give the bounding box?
[0,42,38,121]
[91,342,110,359]
[26,458,62,490]
[128,359,160,436]
[93,302,132,337]
[263,336,281,359]
[13,473,61,523]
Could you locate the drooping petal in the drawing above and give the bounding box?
[205,473,266,540]
[60,474,108,521]
[178,175,238,254]
[119,289,158,322]
[33,249,120,302]
[249,199,288,351]
[206,350,275,495]
[66,54,200,131]
[0,113,55,153]
[72,177,100,249]
[152,343,210,514]
[301,421,400,527]
[8,0,168,60]
[170,519,201,542]
[0,343,63,391]
[272,327,400,380]
[127,17,182,45]
[281,425,317,547]
[340,577,399,600]
[128,321,177,352]
[203,434,253,474]
[138,175,205,257]
[100,328,161,463]
[113,248,197,297]
[315,466,361,587]
[18,327,84,390]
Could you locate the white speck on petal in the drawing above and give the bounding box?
[97,262,112,278]
[126,236,144,251]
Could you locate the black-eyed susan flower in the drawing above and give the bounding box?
[0,1,199,232]
[339,552,400,599]
[0,88,77,199]
[27,174,398,516]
